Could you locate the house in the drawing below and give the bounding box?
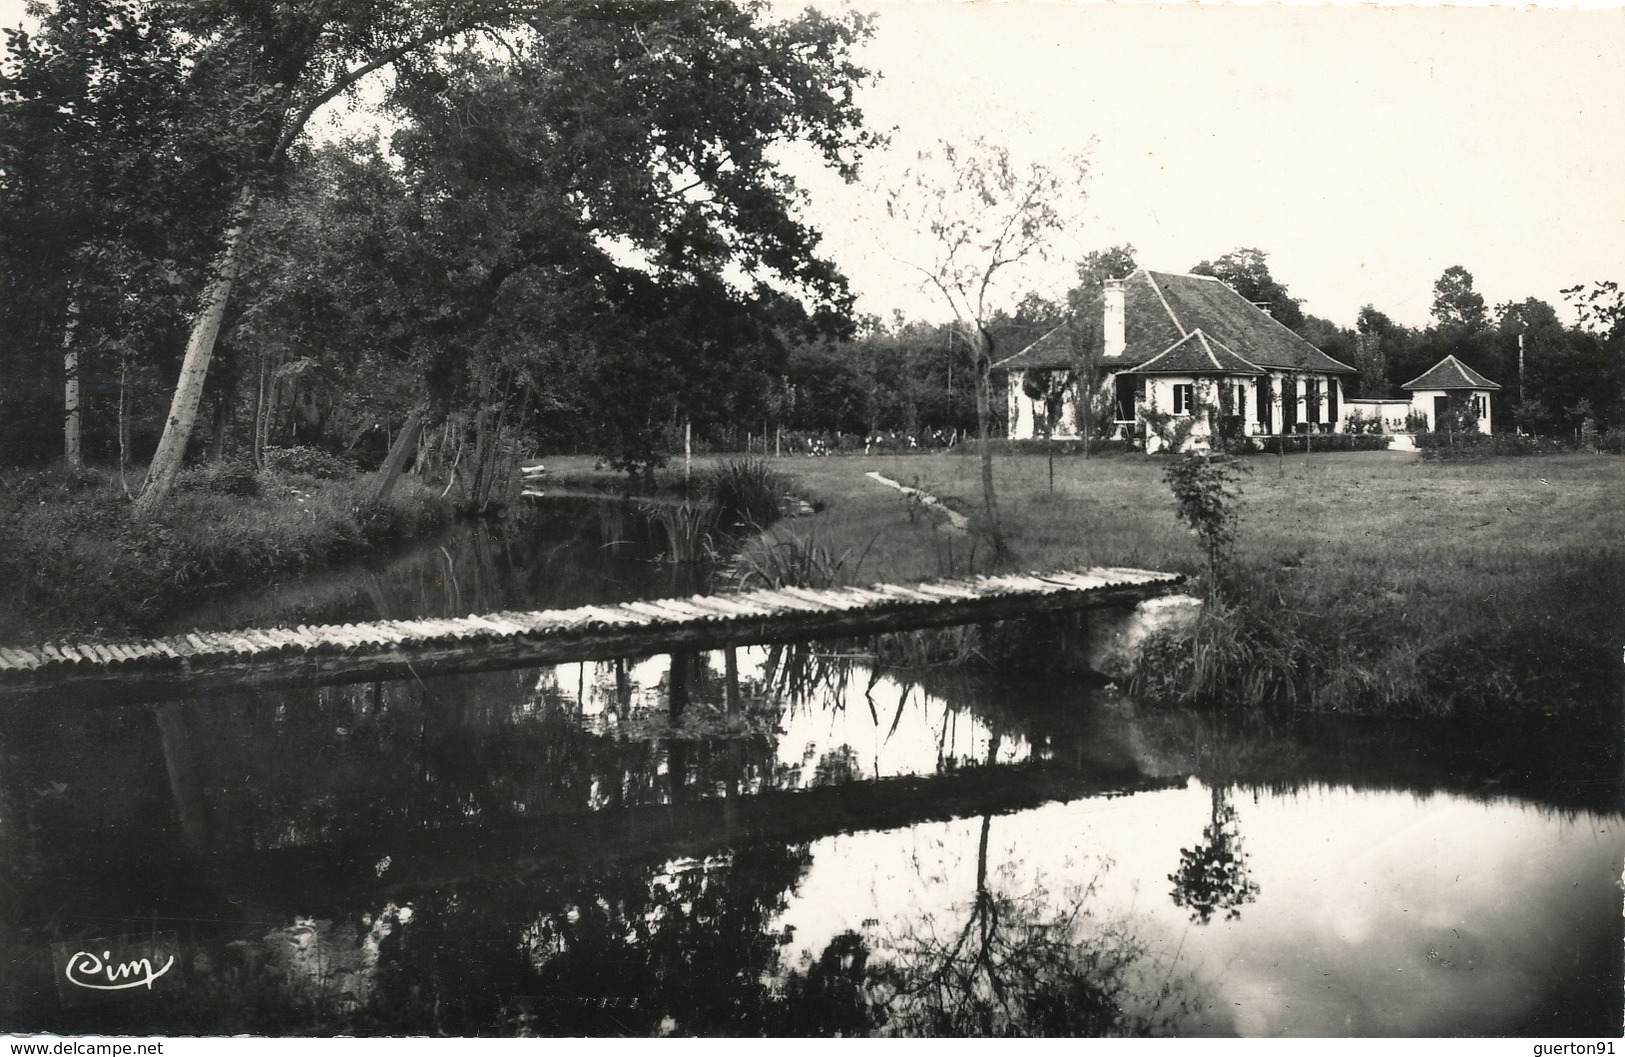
[998,269,1357,452]
[1399,355,1500,434]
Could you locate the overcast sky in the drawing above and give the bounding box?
[790,1,1625,329]
[3,0,1620,330]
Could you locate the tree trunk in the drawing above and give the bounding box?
[117,347,132,496]
[62,297,81,469]
[370,408,426,505]
[209,390,231,463]
[971,325,1007,561]
[250,356,267,469]
[134,189,255,517]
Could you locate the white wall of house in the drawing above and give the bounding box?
[1343,399,1413,433]
[1139,375,1232,452]
[1013,368,1354,444]
[1007,370,1081,440]
[1408,389,1492,433]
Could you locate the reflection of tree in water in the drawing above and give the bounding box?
[1168,785,1259,925]
[862,811,1188,1037]
[855,737,1195,1036]
[362,842,819,1035]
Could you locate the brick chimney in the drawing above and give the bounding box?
[1103,278,1126,359]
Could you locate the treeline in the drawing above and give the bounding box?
[3,3,1618,495]
[778,248,1624,449]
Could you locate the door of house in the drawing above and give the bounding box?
[1434,395,1449,426]
[1256,379,1272,433]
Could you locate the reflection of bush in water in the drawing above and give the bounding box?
[1168,788,1259,925]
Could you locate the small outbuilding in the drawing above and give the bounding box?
[1400,355,1501,434]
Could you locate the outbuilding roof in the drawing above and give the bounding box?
[1400,355,1502,391]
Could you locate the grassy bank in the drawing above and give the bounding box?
[0,465,453,643]
[735,449,1623,718]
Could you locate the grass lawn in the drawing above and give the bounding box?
[735,448,1624,716]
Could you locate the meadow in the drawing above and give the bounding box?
[737,448,1624,717]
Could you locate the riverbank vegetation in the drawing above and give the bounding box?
[737,449,1622,719]
[0,463,450,643]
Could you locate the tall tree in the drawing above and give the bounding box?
[1065,244,1138,448]
[886,138,1090,558]
[0,0,216,467]
[123,0,876,514]
[1189,247,1304,331]
[1353,305,1402,399]
[1430,264,1488,332]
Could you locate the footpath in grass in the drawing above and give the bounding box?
[0,465,453,644]
[748,449,1624,717]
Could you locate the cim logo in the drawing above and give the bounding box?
[51,934,182,1007]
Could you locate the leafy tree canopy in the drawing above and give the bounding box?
[1429,264,1488,332]
[1189,247,1304,332]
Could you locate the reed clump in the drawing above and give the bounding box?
[725,530,874,590]
[641,499,721,564]
[704,456,790,529]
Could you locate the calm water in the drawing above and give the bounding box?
[0,499,1619,1037]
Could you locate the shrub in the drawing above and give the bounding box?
[971,438,1136,456]
[1254,433,1391,454]
[1163,453,1249,595]
[1416,432,1573,459]
[178,459,260,497]
[261,445,357,480]
[704,457,788,528]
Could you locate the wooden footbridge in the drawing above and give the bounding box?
[0,567,1181,702]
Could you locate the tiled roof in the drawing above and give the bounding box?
[1126,329,1264,375]
[1401,354,1502,391]
[996,268,1355,375]
[1143,271,1356,374]
[993,322,1073,371]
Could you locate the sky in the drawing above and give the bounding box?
[784,1,1625,328]
[2,0,1620,329]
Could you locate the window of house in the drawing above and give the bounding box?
[1173,383,1194,415]
[1306,378,1322,424]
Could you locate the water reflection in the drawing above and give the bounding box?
[0,644,1617,1037]
[1168,787,1259,925]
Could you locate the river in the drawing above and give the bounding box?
[0,497,1618,1036]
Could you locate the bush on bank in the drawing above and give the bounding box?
[0,465,452,643]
